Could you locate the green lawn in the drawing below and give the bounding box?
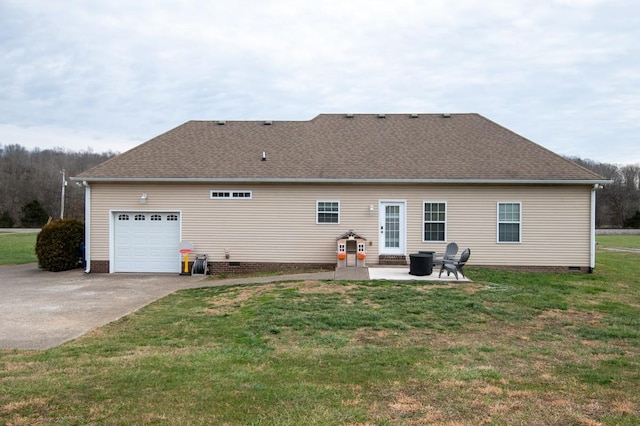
[0,232,37,265]
[597,233,640,249]
[1,237,639,424]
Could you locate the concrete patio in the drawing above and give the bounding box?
[335,265,471,282]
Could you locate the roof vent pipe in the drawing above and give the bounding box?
[264,120,272,125]
[346,113,354,118]
[378,114,386,118]
[410,114,419,118]
[217,120,226,125]
[262,151,266,161]
[442,113,451,118]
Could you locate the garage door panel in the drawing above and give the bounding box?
[114,212,180,273]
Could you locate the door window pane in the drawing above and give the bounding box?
[385,205,400,248]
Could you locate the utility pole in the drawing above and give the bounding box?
[60,169,66,219]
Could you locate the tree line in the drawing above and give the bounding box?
[0,144,115,227]
[568,157,640,228]
[0,144,638,228]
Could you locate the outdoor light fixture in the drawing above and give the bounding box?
[369,204,374,215]
[140,193,148,204]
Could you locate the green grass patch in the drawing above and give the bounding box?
[1,241,639,424]
[597,234,640,249]
[0,232,38,265]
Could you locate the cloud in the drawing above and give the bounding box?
[0,123,138,154]
[0,0,638,164]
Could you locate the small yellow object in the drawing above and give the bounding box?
[183,253,189,273]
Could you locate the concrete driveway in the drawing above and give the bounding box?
[0,264,335,350]
[0,264,213,350]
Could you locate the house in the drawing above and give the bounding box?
[71,113,609,274]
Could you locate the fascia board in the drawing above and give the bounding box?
[70,177,613,185]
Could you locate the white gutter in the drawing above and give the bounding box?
[590,183,602,272]
[72,177,613,185]
[83,181,91,273]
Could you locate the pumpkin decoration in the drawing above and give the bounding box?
[337,252,346,260]
[357,252,366,260]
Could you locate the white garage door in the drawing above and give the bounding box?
[114,212,181,273]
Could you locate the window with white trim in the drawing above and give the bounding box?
[498,202,521,243]
[423,202,447,242]
[210,190,252,199]
[317,201,339,224]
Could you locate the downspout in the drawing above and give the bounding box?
[590,184,600,273]
[83,181,91,273]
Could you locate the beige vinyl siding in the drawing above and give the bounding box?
[89,182,592,268]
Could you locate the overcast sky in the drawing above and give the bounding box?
[1,0,638,165]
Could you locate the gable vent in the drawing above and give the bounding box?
[378,114,386,119]
[217,120,226,125]
[264,120,272,125]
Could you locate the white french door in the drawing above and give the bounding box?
[379,201,405,255]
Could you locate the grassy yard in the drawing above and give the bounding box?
[0,232,37,265]
[0,239,639,424]
[597,234,640,249]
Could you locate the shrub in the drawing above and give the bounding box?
[0,210,15,228]
[623,210,640,228]
[20,200,50,228]
[36,219,84,272]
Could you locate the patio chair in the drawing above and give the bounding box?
[439,248,470,280]
[434,242,458,266]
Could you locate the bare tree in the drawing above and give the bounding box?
[0,144,115,226]
[567,156,640,228]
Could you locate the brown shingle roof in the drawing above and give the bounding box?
[76,113,606,182]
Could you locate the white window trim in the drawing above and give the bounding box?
[423,201,448,243]
[210,190,253,199]
[316,200,340,225]
[497,201,522,244]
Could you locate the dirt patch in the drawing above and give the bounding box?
[537,308,602,325]
[297,281,357,294]
[413,282,489,294]
[1,397,51,422]
[204,282,292,315]
[204,280,354,315]
[384,392,445,425]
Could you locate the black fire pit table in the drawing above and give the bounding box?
[409,251,434,276]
